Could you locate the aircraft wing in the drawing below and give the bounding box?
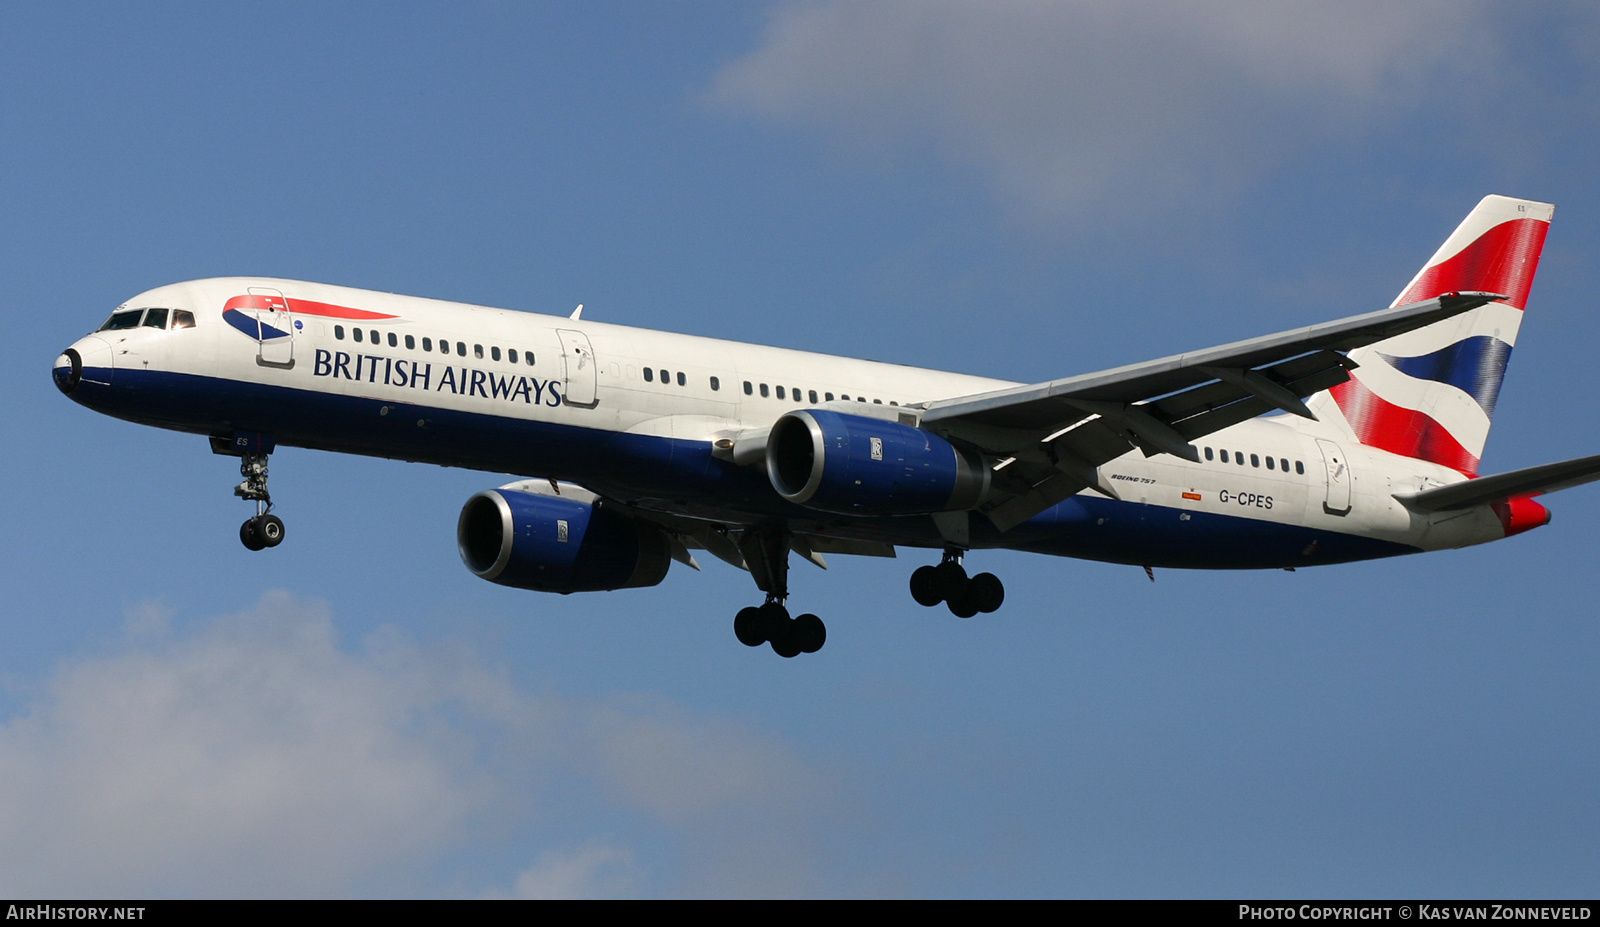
[1395,453,1600,512]
[917,291,1507,530]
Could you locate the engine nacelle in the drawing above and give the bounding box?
[766,409,990,515]
[457,488,671,593]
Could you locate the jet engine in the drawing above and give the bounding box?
[766,409,989,515]
[457,487,671,593]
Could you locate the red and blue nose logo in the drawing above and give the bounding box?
[223,308,292,340]
[220,294,398,341]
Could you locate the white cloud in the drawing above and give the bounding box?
[509,842,638,899]
[709,1,1498,214]
[0,592,851,897]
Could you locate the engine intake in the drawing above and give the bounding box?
[458,488,671,593]
[766,410,989,515]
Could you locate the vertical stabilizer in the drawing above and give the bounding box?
[1304,195,1553,475]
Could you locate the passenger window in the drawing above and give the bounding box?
[1280,458,1289,471]
[644,368,654,382]
[1205,447,1214,461]
[388,333,398,348]
[508,349,517,364]
[760,384,770,398]
[825,392,834,402]
[743,381,753,395]
[1250,454,1260,468]
[1235,452,1244,465]
[677,372,686,386]
[474,344,484,359]
[873,399,882,404]
[524,351,534,365]
[405,335,415,350]
[142,308,169,329]
[422,337,431,351]
[1296,461,1305,475]
[353,328,363,343]
[456,342,466,357]
[491,346,501,361]
[710,376,720,391]
[335,325,346,340]
[1266,457,1275,470]
[369,330,378,343]
[172,310,196,330]
[660,369,669,384]
[776,386,785,399]
[809,390,818,403]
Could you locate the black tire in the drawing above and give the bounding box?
[757,601,789,640]
[969,572,1005,613]
[258,513,286,548]
[947,590,979,619]
[734,606,767,647]
[910,565,943,606]
[794,613,826,654]
[769,618,802,658]
[240,518,266,551]
[933,561,968,601]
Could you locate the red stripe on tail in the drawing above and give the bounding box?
[1328,378,1480,476]
[1396,217,1549,310]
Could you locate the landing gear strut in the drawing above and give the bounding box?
[910,549,1004,617]
[731,524,826,657]
[234,452,285,551]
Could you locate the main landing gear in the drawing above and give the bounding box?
[731,525,826,658]
[910,550,1004,618]
[234,452,285,551]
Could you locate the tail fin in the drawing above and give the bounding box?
[1304,195,1553,475]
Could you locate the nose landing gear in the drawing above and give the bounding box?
[232,450,285,551]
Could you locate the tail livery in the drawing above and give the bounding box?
[1309,195,1553,475]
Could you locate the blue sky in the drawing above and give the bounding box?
[4,2,1600,898]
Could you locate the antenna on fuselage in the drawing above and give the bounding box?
[570,304,583,320]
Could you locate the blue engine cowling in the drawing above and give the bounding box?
[457,489,671,593]
[766,409,990,515]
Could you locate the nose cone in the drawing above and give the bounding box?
[54,336,113,395]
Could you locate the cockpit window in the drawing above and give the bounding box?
[171,310,196,330]
[142,308,170,329]
[98,308,146,331]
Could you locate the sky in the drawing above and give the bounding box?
[3,1,1600,898]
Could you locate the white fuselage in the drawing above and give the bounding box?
[58,277,1512,570]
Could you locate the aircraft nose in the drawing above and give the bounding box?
[53,336,113,395]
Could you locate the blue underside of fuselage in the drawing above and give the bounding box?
[61,365,1420,570]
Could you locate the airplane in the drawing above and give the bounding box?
[53,195,1600,657]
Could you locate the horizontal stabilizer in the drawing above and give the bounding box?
[1396,453,1600,512]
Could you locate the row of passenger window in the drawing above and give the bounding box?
[332,325,534,367]
[1204,446,1306,475]
[744,381,895,406]
[634,365,898,407]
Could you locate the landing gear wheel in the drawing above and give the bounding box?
[947,589,979,619]
[240,517,266,551]
[734,606,766,647]
[933,560,968,601]
[910,565,942,607]
[969,572,1004,614]
[794,613,826,654]
[257,513,286,548]
[769,622,802,659]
